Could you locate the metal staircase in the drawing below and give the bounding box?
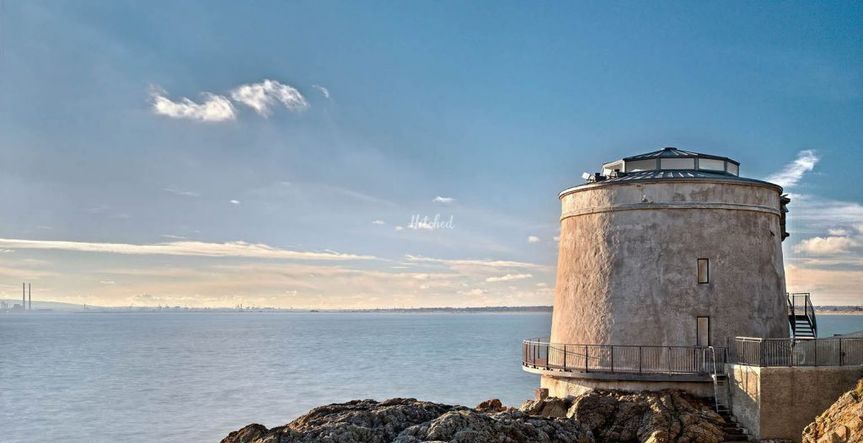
[707,347,753,442]
[788,293,817,340]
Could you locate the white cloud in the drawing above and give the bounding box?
[99,280,116,285]
[787,194,863,235]
[162,188,200,198]
[230,79,308,116]
[766,150,819,188]
[0,238,374,261]
[404,255,541,269]
[432,196,455,204]
[229,200,241,205]
[150,88,236,122]
[828,228,849,236]
[394,226,404,231]
[527,235,541,243]
[312,85,330,99]
[371,220,385,225]
[794,236,857,255]
[485,273,533,282]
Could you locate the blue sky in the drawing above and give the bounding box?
[0,1,861,307]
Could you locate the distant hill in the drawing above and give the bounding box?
[0,299,99,311]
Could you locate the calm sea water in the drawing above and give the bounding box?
[1,312,860,443]
[0,312,549,442]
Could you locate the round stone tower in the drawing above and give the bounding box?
[551,148,790,350]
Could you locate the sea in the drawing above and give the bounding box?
[1,312,861,442]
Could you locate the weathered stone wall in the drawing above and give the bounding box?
[550,179,788,348]
[541,373,714,398]
[727,364,863,441]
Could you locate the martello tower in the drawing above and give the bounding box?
[524,148,859,441]
[523,147,797,397]
[551,147,790,349]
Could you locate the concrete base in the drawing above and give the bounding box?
[540,374,714,398]
[727,364,863,442]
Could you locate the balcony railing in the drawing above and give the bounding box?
[522,338,726,376]
[731,337,863,367]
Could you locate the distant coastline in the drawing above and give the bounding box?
[4,300,863,315]
[0,299,554,314]
[814,306,863,315]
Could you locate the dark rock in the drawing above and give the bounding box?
[395,409,593,443]
[519,396,573,418]
[223,390,732,443]
[522,390,725,443]
[221,398,457,443]
[221,424,268,443]
[475,399,505,413]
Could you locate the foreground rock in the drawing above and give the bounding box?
[222,398,590,443]
[223,389,729,443]
[802,378,863,443]
[520,390,726,443]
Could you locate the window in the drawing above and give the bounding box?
[625,159,658,172]
[698,158,725,171]
[697,258,709,284]
[697,316,710,346]
[727,163,739,176]
[660,158,695,170]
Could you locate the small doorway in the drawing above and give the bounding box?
[697,316,710,346]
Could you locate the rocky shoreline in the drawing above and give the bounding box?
[224,378,863,443]
[222,389,736,443]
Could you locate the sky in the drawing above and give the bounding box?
[0,1,861,308]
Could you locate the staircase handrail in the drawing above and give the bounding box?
[787,293,796,338]
[706,346,719,376]
[805,294,817,336]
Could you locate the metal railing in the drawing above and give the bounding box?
[731,337,863,367]
[522,338,726,376]
[788,292,817,338]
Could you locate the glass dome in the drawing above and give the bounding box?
[601,147,740,177]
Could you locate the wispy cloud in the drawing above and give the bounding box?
[162,188,200,198]
[794,236,857,255]
[485,273,533,282]
[229,199,241,205]
[0,238,374,261]
[404,254,541,269]
[150,87,236,122]
[230,79,308,116]
[787,194,863,236]
[766,150,819,188]
[371,220,385,225]
[527,235,540,244]
[432,196,455,204]
[312,85,330,99]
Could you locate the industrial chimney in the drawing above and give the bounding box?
[28,283,31,311]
